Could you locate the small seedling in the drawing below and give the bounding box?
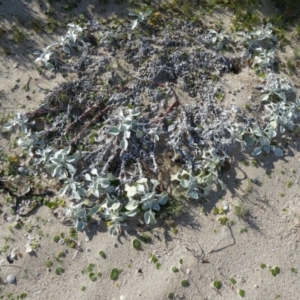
[139,233,151,243]
[132,238,142,250]
[218,217,228,225]
[211,207,220,215]
[240,227,248,233]
[240,159,249,166]
[181,279,189,287]
[230,278,237,284]
[280,170,285,175]
[260,263,267,269]
[179,259,183,265]
[81,286,86,291]
[45,260,53,268]
[212,280,222,290]
[282,208,287,212]
[99,251,106,259]
[156,263,161,270]
[286,181,292,188]
[291,267,297,274]
[279,193,285,197]
[238,289,245,297]
[87,263,95,272]
[271,266,280,276]
[172,267,179,273]
[151,254,158,263]
[110,268,120,281]
[251,160,258,167]
[167,292,174,299]
[56,251,66,258]
[89,272,97,281]
[234,203,249,220]
[171,227,178,234]
[55,267,64,275]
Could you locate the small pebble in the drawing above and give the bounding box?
[7,275,16,284]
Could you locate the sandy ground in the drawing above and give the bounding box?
[0,1,300,300]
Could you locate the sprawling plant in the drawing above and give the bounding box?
[253,48,275,70]
[33,146,53,166]
[251,23,277,42]
[17,131,45,152]
[3,113,30,133]
[99,195,136,235]
[128,9,152,29]
[125,178,168,224]
[108,109,141,150]
[264,99,300,133]
[33,44,57,69]
[171,170,214,200]
[261,74,295,102]
[84,169,116,197]
[65,203,100,231]
[59,174,87,201]
[207,29,232,49]
[45,147,80,179]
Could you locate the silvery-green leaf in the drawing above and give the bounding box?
[131,19,138,30]
[158,193,168,205]
[261,94,269,101]
[180,179,189,189]
[67,163,76,174]
[46,62,55,69]
[75,220,86,232]
[124,131,131,139]
[270,121,277,129]
[123,209,138,217]
[33,50,42,55]
[188,189,199,200]
[136,129,143,138]
[273,147,283,156]
[91,168,98,175]
[88,205,100,216]
[144,209,156,225]
[150,179,159,190]
[218,179,227,190]
[3,123,13,131]
[280,125,285,133]
[136,183,145,193]
[137,178,148,184]
[130,109,140,116]
[120,138,128,150]
[59,185,69,196]
[72,190,81,200]
[81,199,94,207]
[217,41,223,49]
[75,209,86,218]
[152,203,160,211]
[85,173,92,181]
[100,178,110,188]
[262,145,271,153]
[170,172,180,182]
[108,127,120,135]
[111,202,121,211]
[63,46,71,54]
[125,184,137,197]
[126,200,140,211]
